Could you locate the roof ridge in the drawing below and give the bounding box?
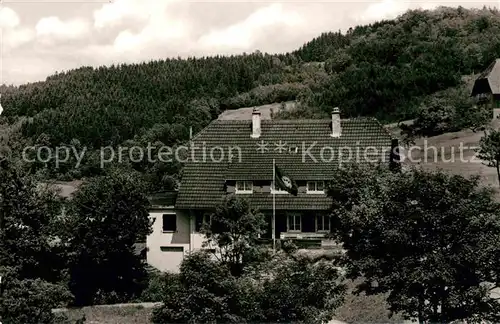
[190,121,215,142]
[373,118,396,139]
[478,59,498,79]
[213,117,380,123]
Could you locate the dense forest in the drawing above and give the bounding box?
[1,6,500,186]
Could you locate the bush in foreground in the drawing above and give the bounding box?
[0,273,72,324]
[152,196,345,323]
[151,251,346,323]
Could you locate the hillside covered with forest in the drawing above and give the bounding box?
[1,6,500,188]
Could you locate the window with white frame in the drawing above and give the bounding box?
[235,181,253,193]
[316,214,330,232]
[287,213,301,232]
[307,181,325,194]
[271,181,288,194]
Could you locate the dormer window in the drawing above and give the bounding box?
[235,181,253,194]
[307,181,325,194]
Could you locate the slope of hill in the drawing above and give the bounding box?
[218,101,297,120]
[407,127,499,189]
[394,118,500,196]
[2,6,500,184]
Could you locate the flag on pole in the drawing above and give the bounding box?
[274,164,298,196]
[272,159,276,252]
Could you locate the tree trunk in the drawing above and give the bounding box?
[0,195,4,243]
[496,161,500,188]
[418,296,425,324]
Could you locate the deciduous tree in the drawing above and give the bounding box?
[0,159,72,324]
[479,129,500,187]
[329,165,500,323]
[0,159,66,282]
[203,194,268,277]
[65,170,152,306]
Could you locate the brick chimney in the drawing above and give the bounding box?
[331,107,341,138]
[251,107,261,138]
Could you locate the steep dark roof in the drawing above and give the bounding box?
[175,119,393,210]
[471,59,500,96]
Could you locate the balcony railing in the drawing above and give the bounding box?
[256,236,344,251]
[280,232,329,240]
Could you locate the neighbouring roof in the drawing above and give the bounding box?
[175,118,394,211]
[38,180,83,199]
[471,59,500,96]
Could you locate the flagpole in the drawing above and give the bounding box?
[272,158,276,252]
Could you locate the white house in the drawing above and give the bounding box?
[146,192,211,272]
[145,108,398,273]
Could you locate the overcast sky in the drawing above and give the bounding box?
[0,0,497,85]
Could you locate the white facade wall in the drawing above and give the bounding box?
[146,207,339,273]
[147,209,208,273]
[494,108,500,121]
